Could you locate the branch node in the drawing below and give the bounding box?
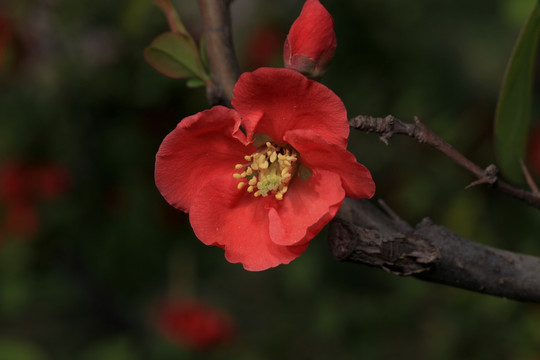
[465,164,498,189]
[330,198,540,303]
[350,113,540,209]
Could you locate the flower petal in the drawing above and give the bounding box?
[189,175,308,271]
[284,129,376,199]
[155,106,253,212]
[232,67,349,148]
[267,169,345,246]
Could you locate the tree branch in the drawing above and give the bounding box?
[329,198,540,303]
[350,115,540,210]
[197,0,240,106]
[192,5,540,302]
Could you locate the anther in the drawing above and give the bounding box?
[275,193,283,200]
[235,164,244,169]
[237,182,246,189]
[233,173,243,179]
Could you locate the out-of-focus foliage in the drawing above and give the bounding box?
[0,0,539,359]
[495,2,540,182]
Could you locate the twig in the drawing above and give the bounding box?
[350,115,540,210]
[329,198,540,303]
[197,0,240,106]
[521,160,539,194]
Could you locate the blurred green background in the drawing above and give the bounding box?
[1,0,540,359]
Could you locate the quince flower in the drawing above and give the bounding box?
[156,300,235,350]
[283,0,337,79]
[155,67,374,271]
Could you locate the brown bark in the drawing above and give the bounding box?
[198,0,240,106]
[329,198,540,303]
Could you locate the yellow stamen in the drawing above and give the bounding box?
[233,141,299,200]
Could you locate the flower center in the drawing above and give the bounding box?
[233,142,298,200]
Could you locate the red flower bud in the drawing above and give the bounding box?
[283,0,336,79]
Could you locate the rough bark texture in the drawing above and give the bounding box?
[329,198,540,303]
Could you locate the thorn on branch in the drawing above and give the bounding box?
[350,113,540,210]
[465,164,498,189]
[521,160,539,194]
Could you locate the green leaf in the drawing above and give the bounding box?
[144,32,209,81]
[494,3,540,182]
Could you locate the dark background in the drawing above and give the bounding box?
[1,0,540,359]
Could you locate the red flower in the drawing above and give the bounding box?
[0,161,71,239]
[155,67,375,271]
[283,0,337,79]
[156,300,234,350]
